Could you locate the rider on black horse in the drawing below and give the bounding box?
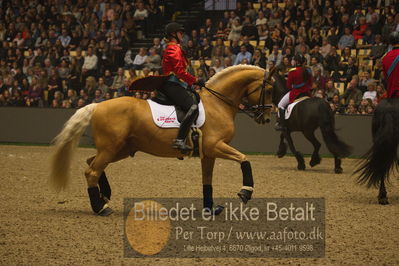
[382,31,399,99]
[275,54,313,131]
[160,22,205,152]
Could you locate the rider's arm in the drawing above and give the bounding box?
[164,45,197,86]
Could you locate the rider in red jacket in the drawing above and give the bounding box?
[275,54,313,131]
[382,31,399,98]
[160,22,204,152]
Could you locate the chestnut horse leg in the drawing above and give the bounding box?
[87,155,111,202]
[201,157,224,215]
[212,142,254,204]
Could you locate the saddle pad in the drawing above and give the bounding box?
[285,96,310,119]
[147,99,206,128]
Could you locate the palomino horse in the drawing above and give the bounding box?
[50,65,273,215]
[270,71,351,173]
[355,99,399,205]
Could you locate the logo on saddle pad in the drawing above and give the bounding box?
[147,99,205,128]
[285,96,310,120]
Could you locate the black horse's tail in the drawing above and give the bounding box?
[319,103,352,158]
[355,104,398,188]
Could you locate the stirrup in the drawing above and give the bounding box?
[172,139,193,153]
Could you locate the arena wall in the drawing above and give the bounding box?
[0,107,372,157]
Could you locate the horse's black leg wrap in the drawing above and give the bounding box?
[237,161,254,204]
[87,187,107,213]
[203,184,213,209]
[98,171,111,200]
[241,161,254,187]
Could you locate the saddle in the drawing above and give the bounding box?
[130,75,204,158]
[130,75,200,123]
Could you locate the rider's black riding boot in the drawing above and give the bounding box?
[173,104,199,153]
[274,108,287,131]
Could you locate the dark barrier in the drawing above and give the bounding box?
[0,107,372,157]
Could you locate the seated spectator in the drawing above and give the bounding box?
[241,16,258,40]
[234,45,252,65]
[251,49,266,69]
[330,94,343,113]
[268,11,281,28]
[211,58,224,73]
[145,47,161,71]
[196,68,208,83]
[85,76,97,100]
[10,90,25,106]
[358,98,373,114]
[111,67,125,92]
[276,56,292,76]
[345,100,359,114]
[28,76,43,107]
[341,57,358,83]
[310,57,324,76]
[325,80,340,102]
[267,45,282,66]
[186,40,199,60]
[199,38,213,59]
[363,83,377,102]
[256,11,267,27]
[342,79,362,106]
[134,2,148,39]
[92,89,105,103]
[66,89,78,107]
[352,17,368,41]
[228,19,242,42]
[338,27,355,50]
[208,68,216,79]
[132,47,148,70]
[58,29,71,48]
[61,100,72,108]
[82,46,98,77]
[97,77,109,97]
[362,28,375,47]
[58,60,70,80]
[103,69,114,87]
[358,71,374,93]
[313,67,327,90]
[369,35,386,61]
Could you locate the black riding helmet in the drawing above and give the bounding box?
[389,31,399,46]
[165,22,185,37]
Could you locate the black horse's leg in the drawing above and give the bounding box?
[87,156,111,201]
[303,130,321,167]
[378,178,389,205]
[284,131,305,170]
[277,133,287,158]
[201,157,224,215]
[334,157,343,174]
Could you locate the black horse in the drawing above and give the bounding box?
[270,72,352,173]
[355,99,399,204]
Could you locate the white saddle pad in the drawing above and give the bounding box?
[285,97,309,119]
[147,99,205,128]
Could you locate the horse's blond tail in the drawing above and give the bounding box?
[50,103,98,191]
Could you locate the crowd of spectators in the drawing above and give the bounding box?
[0,0,163,108]
[0,0,398,116]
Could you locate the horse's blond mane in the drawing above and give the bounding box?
[206,65,265,87]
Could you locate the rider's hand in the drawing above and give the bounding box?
[194,79,205,88]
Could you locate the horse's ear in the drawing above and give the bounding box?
[267,66,276,82]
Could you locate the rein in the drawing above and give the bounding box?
[202,69,274,124]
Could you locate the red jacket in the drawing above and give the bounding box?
[286,67,313,103]
[162,42,197,86]
[382,47,399,98]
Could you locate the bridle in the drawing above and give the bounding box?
[202,68,275,124]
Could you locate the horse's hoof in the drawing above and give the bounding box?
[334,167,343,174]
[310,157,321,167]
[297,164,306,170]
[277,144,287,158]
[98,207,113,216]
[237,189,253,204]
[378,198,389,205]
